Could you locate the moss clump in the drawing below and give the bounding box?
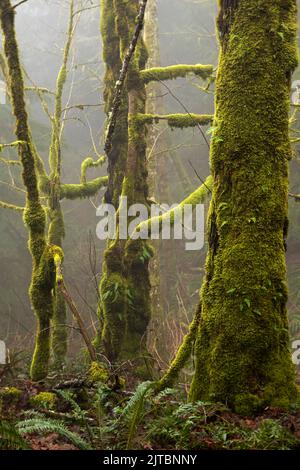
[0,387,22,405]
[189,0,299,412]
[89,361,109,383]
[30,392,57,410]
[99,268,128,361]
[140,64,214,84]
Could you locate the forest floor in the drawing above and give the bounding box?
[1,358,300,451]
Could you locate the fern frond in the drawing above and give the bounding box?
[0,420,29,450]
[55,389,83,415]
[17,418,91,450]
[119,381,155,449]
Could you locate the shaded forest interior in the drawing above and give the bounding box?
[1,0,300,452]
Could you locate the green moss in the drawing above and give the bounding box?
[60,176,108,200]
[0,387,22,404]
[80,155,106,183]
[133,176,212,238]
[89,361,109,383]
[100,0,128,207]
[0,2,56,383]
[133,113,213,129]
[140,64,214,84]
[29,245,63,381]
[99,268,128,361]
[51,291,67,368]
[97,0,152,368]
[189,0,298,413]
[30,392,57,410]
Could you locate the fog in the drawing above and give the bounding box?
[0,0,299,360]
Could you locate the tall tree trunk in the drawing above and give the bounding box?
[0,0,62,381]
[190,0,298,414]
[98,0,152,375]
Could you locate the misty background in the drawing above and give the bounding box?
[0,0,299,362]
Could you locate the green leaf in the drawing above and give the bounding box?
[220,220,228,228]
[206,126,216,135]
[227,288,236,294]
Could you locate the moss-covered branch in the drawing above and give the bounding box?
[60,176,108,200]
[133,113,213,128]
[140,64,214,84]
[25,86,55,95]
[0,200,24,211]
[131,175,212,237]
[80,155,106,183]
[49,0,74,175]
[289,192,300,202]
[0,157,21,166]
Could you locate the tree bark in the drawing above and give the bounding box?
[189,0,298,414]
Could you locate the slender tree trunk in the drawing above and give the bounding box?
[96,0,129,355]
[98,0,152,374]
[190,0,298,414]
[0,0,60,381]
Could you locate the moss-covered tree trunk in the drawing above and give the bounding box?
[96,0,129,354]
[98,0,152,373]
[0,0,62,381]
[189,0,298,413]
[47,0,74,368]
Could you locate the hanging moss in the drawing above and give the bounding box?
[189,0,299,414]
[140,64,214,84]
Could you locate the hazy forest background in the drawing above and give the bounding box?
[0,0,215,364]
[1,0,300,453]
[0,0,299,369]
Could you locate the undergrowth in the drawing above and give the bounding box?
[1,380,300,450]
